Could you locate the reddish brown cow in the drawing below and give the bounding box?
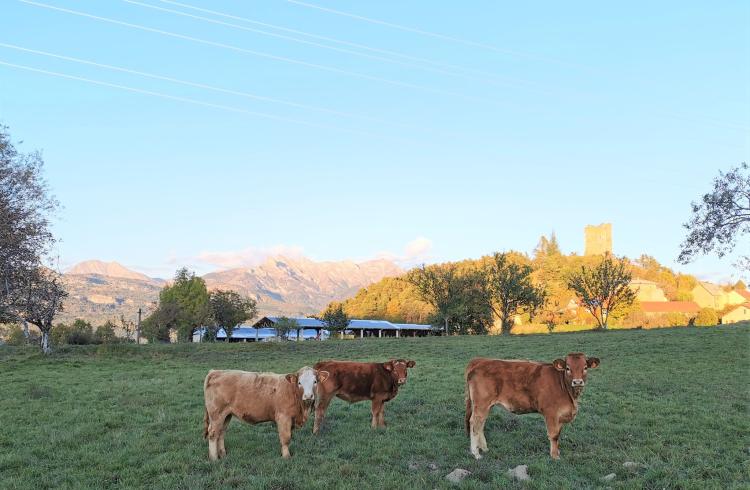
[312,359,416,434]
[203,366,328,459]
[465,353,600,459]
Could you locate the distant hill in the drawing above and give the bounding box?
[57,256,402,325]
[67,260,154,282]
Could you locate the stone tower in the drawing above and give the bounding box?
[584,223,612,256]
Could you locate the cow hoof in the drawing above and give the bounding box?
[471,452,482,460]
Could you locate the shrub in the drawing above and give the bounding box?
[54,319,99,345]
[3,325,27,346]
[94,321,118,344]
[694,307,719,327]
[665,312,689,327]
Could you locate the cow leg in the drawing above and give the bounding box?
[469,402,491,459]
[371,399,385,429]
[206,412,226,461]
[313,393,333,435]
[218,413,231,458]
[378,402,387,428]
[544,416,563,460]
[275,416,293,459]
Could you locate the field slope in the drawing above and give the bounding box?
[1,326,748,489]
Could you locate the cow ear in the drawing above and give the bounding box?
[586,357,600,369]
[552,359,566,371]
[285,374,298,384]
[406,360,416,368]
[317,370,330,383]
[383,362,393,371]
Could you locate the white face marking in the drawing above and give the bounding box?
[297,368,317,401]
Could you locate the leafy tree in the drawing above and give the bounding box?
[273,316,299,340]
[566,254,636,330]
[408,263,463,335]
[320,303,350,338]
[141,299,179,343]
[0,127,65,352]
[95,321,118,344]
[678,163,749,271]
[118,314,135,341]
[484,253,547,335]
[694,307,719,327]
[158,268,210,342]
[534,232,562,258]
[443,270,494,335]
[208,290,257,341]
[13,269,67,353]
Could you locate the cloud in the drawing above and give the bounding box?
[194,245,305,270]
[376,237,434,268]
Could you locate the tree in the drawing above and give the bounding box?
[566,254,636,330]
[0,126,65,352]
[678,163,749,271]
[694,307,719,327]
[13,269,67,353]
[95,321,118,344]
[534,232,562,258]
[158,268,211,342]
[484,253,547,335]
[141,299,179,343]
[208,290,257,341]
[320,303,350,338]
[443,270,494,335]
[408,263,461,335]
[273,316,299,340]
[118,314,135,341]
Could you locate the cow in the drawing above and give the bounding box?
[312,359,416,434]
[202,366,329,460]
[465,353,600,460]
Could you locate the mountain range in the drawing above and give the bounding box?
[59,258,403,325]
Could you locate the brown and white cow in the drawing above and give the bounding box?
[203,366,329,460]
[312,359,416,434]
[465,353,600,460]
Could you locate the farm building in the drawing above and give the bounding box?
[691,282,746,310]
[629,278,668,302]
[193,317,435,342]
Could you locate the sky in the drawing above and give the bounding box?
[1,0,748,281]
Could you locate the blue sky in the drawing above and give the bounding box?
[1,0,748,281]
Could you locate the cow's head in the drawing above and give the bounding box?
[383,359,416,386]
[286,366,330,403]
[552,353,599,396]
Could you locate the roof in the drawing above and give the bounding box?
[348,319,398,330]
[736,290,750,301]
[697,281,724,296]
[725,302,750,313]
[641,301,700,313]
[254,316,325,328]
[393,323,434,331]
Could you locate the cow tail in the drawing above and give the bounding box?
[203,407,209,439]
[203,370,213,439]
[464,374,472,434]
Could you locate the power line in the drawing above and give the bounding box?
[149,0,546,91]
[18,0,495,104]
[284,0,588,69]
[0,42,429,132]
[0,59,376,136]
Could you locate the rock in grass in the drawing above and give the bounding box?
[507,465,530,481]
[407,462,419,471]
[427,463,439,471]
[601,473,616,482]
[445,468,471,483]
[623,462,646,471]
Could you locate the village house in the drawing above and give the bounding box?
[691,282,746,310]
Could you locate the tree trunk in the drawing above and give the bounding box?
[40,328,51,354]
[22,321,29,341]
[444,317,449,336]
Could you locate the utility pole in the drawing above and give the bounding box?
[136,307,142,345]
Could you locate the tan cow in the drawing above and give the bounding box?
[465,353,600,460]
[203,366,329,460]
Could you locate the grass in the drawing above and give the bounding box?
[1,325,748,489]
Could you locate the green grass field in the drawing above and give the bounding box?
[1,326,748,489]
